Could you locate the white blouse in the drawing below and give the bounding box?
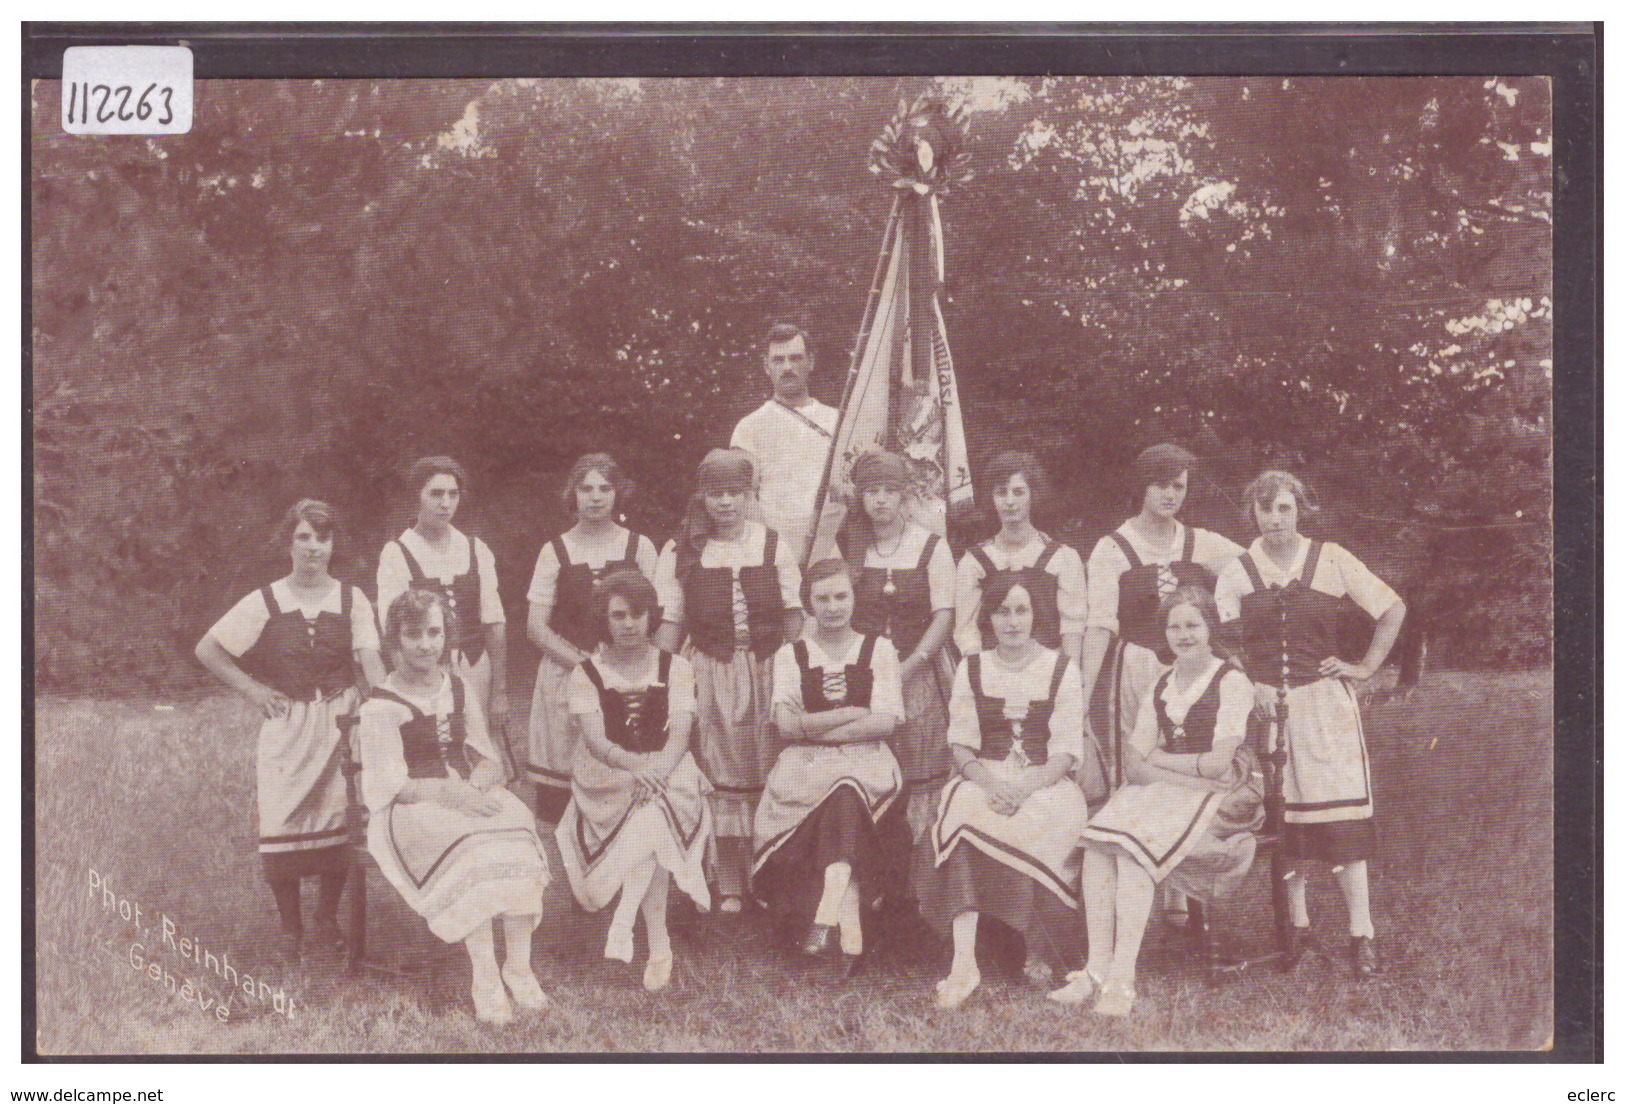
[208,579,379,657]
[527,526,659,608]
[356,672,501,813]
[953,533,1088,656]
[652,522,804,627]
[945,647,1085,764]
[771,632,906,721]
[1128,659,1253,757]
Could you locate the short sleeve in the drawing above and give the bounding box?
[1046,660,1086,764]
[667,654,696,717]
[566,665,602,717]
[356,702,411,812]
[375,541,410,628]
[1332,544,1401,620]
[1213,668,1254,751]
[474,539,504,625]
[1194,528,1246,573]
[771,644,803,713]
[349,589,381,653]
[1054,545,1089,638]
[634,535,660,580]
[1214,559,1249,625]
[945,662,981,752]
[207,590,272,658]
[869,636,905,721]
[952,552,987,657]
[653,540,684,626]
[770,530,803,612]
[926,535,956,612]
[1086,537,1132,635]
[526,542,562,608]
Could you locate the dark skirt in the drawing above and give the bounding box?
[754,786,903,916]
[910,836,1084,970]
[534,782,572,825]
[261,841,349,883]
[1284,818,1377,863]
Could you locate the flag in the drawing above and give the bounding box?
[806,144,974,563]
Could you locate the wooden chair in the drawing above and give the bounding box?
[1184,708,1298,981]
[336,712,443,976]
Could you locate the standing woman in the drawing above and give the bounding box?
[357,589,552,1025]
[1080,444,1243,795]
[752,559,903,967]
[376,456,511,767]
[555,570,711,993]
[1052,587,1263,1016]
[1214,470,1406,976]
[915,576,1090,1010]
[526,454,659,823]
[837,450,956,843]
[654,449,804,913]
[194,499,386,959]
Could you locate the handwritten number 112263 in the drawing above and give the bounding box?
[65,81,175,126]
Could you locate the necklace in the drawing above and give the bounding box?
[873,525,905,595]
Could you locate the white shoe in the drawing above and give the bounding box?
[502,966,551,1012]
[471,980,514,1026]
[1047,968,1102,1005]
[643,953,674,992]
[1092,982,1136,1018]
[934,967,981,1010]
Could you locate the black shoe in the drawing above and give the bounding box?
[1349,935,1380,978]
[1281,925,1318,971]
[800,923,836,958]
[309,916,346,952]
[842,950,868,979]
[278,929,303,964]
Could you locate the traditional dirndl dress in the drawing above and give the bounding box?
[526,527,655,822]
[208,580,377,882]
[1082,659,1263,899]
[752,634,905,913]
[376,528,504,734]
[913,648,1090,967]
[1085,522,1241,795]
[845,524,956,840]
[655,524,800,844]
[555,650,712,912]
[356,672,549,943]
[1216,538,1402,863]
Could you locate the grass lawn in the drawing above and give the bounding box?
[32,669,1553,1055]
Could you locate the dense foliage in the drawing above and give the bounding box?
[31,76,1553,690]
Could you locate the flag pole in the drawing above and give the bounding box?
[803,192,904,568]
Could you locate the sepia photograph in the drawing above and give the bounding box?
[26,27,1589,1058]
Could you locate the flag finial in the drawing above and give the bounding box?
[868,94,973,197]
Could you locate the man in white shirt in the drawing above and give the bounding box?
[729,323,842,566]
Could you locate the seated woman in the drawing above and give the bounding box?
[914,576,1090,1010]
[555,570,712,993]
[356,589,552,1026]
[1052,586,1264,1017]
[752,559,904,969]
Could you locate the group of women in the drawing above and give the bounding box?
[196,441,1405,1027]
